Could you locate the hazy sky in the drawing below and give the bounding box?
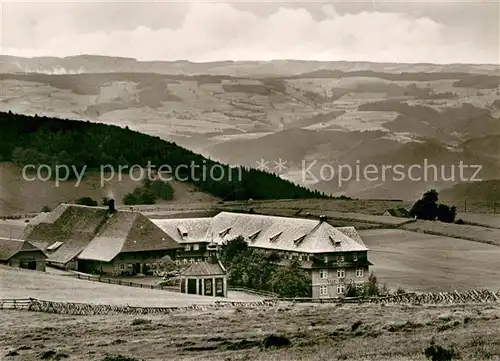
[1,0,498,64]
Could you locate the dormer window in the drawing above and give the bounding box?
[177,226,188,238]
[248,229,261,241]
[329,236,341,247]
[219,227,231,238]
[269,231,282,242]
[293,234,306,246]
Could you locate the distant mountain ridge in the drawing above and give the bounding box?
[2,55,499,76]
[1,56,498,200]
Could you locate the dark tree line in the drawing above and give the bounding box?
[410,189,457,223]
[0,111,329,201]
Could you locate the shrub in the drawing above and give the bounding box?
[75,197,98,206]
[262,334,291,349]
[131,318,151,326]
[424,339,459,361]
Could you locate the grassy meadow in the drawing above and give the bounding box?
[1,302,499,361]
[0,267,261,306]
[359,229,500,292]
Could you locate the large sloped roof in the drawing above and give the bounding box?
[151,218,212,244]
[77,212,180,262]
[181,260,226,277]
[0,237,46,261]
[22,204,109,264]
[22,204,180,265]
[155,212,368,254]
[337,226,367,247]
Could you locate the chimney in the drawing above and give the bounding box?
[108,199,116,214]
[319,215,327,222]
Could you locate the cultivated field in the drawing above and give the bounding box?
[0,267,261,306]
[401,221,500,247]
[1,302,499,361]
[360,229,500,292]
[458,213,500,229]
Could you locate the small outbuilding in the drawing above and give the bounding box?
[0,237,47,271]
[180,245,227,297]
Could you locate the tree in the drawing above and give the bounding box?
[123,193,138,205]
[410,189,439,220]
[149,180,174,200]
[220,235,249,265]
[363,273,380,297]
[75,197,98,206]
[437,204,456,223]
[270,259,310,298]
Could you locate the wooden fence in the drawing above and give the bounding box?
[227,286,278,298]
[281,289,500,305]
[1,289,499,316]
[0,298,277,315]
[76,274,179,292]
[75,274,277,298]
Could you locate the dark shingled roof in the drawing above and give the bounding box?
[78,212,180,262]
[22,204,180,265]
[22,204,109,264]
[0,238,46,261]
[181,261,226,277]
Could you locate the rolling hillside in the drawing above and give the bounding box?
[1,56,499,200]
[0,112,327,215]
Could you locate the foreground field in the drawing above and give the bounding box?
[360,229,500,292]
[0,267,261,306]
[1,303,499,361]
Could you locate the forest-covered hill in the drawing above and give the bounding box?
[0,111,328,202]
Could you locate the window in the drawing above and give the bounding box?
[216,279,223,293]
[193,244,199,251]
[324,255,329,263]
[337,255,344,263]
[337,268,345,278]
[197,258,202,262]
[320,285,328,296]
[205,280,212,294]
[185,244,191,251]
[189,258,194,263]
[127,264,133,269]
[119,263,125,270]
[337,284,345,294]
[353,252,358,261]
[298,254,303,261]
[356,268,364,278]
[319,269,328,279]
[183,259,188,265]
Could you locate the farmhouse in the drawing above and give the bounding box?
[0,237,47,271]
[152,212,372,298]
[22,202,180,275]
